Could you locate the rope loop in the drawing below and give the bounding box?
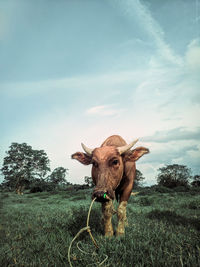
[68,198,107,266]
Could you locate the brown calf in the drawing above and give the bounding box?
[72,135,149,236]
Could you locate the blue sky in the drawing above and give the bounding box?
[0,0,200,185]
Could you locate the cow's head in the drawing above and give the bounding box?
[72,140,149,202]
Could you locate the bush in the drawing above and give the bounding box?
[154,185,172,193]
[191,180,200,187]
[30,186,43,193]
[29,181,55,193]
[172,186,190,192]
[139,187,154,196]
[157,164,191,188]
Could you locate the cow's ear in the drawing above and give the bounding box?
[71,152,92,165]
[123,147,149,162]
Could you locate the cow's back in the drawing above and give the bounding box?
[101,135,127,147]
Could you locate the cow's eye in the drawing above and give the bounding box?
[112,159,119,165]
[92,161,98,168]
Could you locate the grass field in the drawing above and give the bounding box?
[0,188,200,267]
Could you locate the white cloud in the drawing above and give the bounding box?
[86,105,123,117]
[112,0,183,66]
[139,140,200,181]
[185,39,200,73]
[143,127,200,143]
[0,69,147,98]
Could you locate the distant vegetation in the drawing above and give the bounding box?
[0,142,70,194]
[157,164,193,188]
[1,142,199,194]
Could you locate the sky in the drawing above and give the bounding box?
[0,0,200,185]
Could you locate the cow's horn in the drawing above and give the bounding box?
[81,143,94,156]
[117,139,139,155]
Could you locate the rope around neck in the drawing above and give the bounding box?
[68,197,108,266]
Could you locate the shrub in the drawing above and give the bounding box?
[139,187,154,196]
[157,164,192,188]
[154,185,172,193]
[30,186,43,193]
[189,186,200,195]
[172,186,190,192]
[29,181,55,193]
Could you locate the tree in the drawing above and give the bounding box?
[84,176,94,187]
[1,143,50,194]
[191,175,200,187]
[157,164,192,188]
[47,167,68,184]
[29,178,54,193]
[134,169,145,187]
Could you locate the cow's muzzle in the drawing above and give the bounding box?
[92,188,114,202]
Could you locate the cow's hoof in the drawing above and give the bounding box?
[105,231,114,237]
[116,231,125,237]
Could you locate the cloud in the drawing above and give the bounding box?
[0,71,134,98]
[140,126,200,178]
[134,1,182,65]
[129,37,200,127]
[185,38,200,73]
[112,0,183,66]
[86,105,123,117]
[143,143,199,164]
[143,127,200,143]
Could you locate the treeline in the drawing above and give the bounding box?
[0,143,70,194]
[157,164,200,188]
[0,142,200,194]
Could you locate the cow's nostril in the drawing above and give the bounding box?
[94,191,104,198]
[93,191,109,202]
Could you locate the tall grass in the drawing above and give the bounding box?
[0,189,200,266]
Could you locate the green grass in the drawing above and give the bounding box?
[0,189,200,266]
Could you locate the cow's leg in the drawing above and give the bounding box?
[116,201,127,236]
[102,200,114,237]
[116,162,135,236]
